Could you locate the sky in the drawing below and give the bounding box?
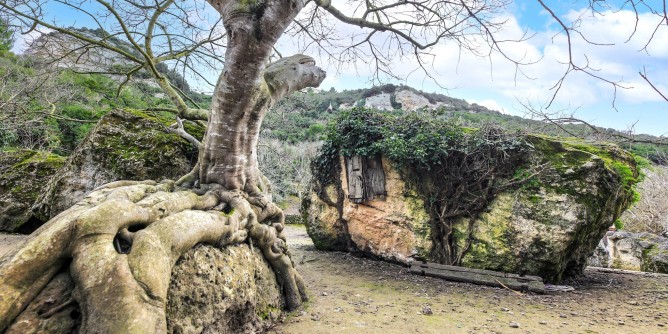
[10,0,668,136]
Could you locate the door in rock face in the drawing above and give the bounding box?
[345,155,386,204]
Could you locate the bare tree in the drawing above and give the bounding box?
[0,56,98,150]
[1,0,227,120]
[620,166,668,236]
[258,138,320,204]
[0,0,667,332]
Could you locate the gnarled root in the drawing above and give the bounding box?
[219,190,307,310]
[0,180,306,333]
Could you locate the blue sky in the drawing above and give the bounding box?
[295,0,668,137]
[12,0,668,136]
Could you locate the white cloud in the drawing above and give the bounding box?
[470,99,509,114]
[11,27,53,54]
[278,6,666,134]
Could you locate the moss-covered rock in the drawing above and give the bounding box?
[0,149,65,233]
[305,134,639,282]
[32,109,203,221]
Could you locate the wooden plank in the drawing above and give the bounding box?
[412,262,542,282]
[410,262,545,293]
[346,156,365,203]
[364,155,386,199]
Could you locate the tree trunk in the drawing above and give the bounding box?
[200,0,325,194]
[0,0,326,331]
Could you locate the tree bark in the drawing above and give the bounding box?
[200,0,325,193]
[0,0,325,331]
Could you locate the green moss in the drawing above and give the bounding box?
[94,109,202,175]
[256,305,280,321]
[0,149,65,232]
[527,135,639,209]
[614,219,624,230]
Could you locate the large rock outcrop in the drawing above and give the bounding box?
[588,231,668,273]
[303,156,431,263]
[32,109,202,222]
[4,244,283,334]
[305,135,639,282]
[0,150,65,233]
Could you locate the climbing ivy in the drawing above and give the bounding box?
[312,108,533,263]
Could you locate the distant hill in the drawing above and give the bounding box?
[26,28,193,95]
[267,84,668,164]
[16,29,668,164]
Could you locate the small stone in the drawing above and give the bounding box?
[628,300,639,306]
[559,314,568,318]
[618,321,625,325]
[509,322,520,328]
[321,292,328,296]
[422,306,433,315]
[501,307,510,312]
[658,323,665,327]
[539,321,547,325]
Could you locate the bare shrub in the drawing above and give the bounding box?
[621,166,668,236]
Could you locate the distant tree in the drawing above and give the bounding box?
[0,17,13,52]
[621,166,668,236]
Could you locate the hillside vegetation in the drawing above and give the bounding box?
[2,28,667,207]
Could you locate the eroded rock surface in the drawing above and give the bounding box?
[305,136,639,282]
[0,150,65,233]
[167,245,283,334]
[589,232,668,273]
[304,156,431,263]
[5,244,283,334]
[32,109,202,221]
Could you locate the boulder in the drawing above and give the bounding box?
[4,244,283,334]
[591,231,668,273]
[305,136,639,282]
[33,109,203,221]
[587,239,611,268]
[303,156,431,263]
[0,150,65,233]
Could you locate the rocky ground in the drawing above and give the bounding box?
[2,226,667,334]
[270,225,668,334]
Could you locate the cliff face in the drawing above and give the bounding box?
[305,136,640,282]
[339,89,453,111]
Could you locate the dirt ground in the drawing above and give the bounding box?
[2,226,667,334]
[269,225,668,334]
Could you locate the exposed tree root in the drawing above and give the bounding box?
[0,180,306,333]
